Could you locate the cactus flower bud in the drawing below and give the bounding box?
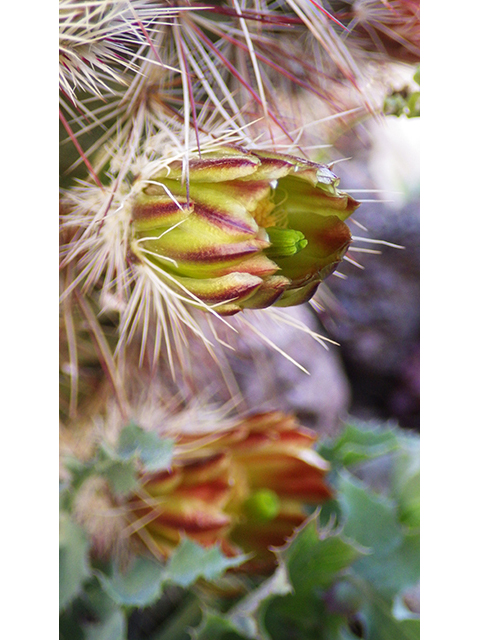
[130,146,359,315]
[130,412,333,573]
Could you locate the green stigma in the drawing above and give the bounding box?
[264,228,308,260]
[244,489,281,523]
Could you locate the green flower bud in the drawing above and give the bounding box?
[130,146,359,315]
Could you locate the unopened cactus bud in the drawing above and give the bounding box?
[130,146,359,315]
[130,412,333,573]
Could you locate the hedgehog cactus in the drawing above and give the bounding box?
[59,1,420,634]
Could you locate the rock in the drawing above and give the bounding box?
[225,306,352,437]
[312,115,420,429]
[317,195,420,429]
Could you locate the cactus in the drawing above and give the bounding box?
[59,1,420,638]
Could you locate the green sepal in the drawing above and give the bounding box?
[319,420,401,468]
[59,511,92,611]
[95,540,250,609]
[116,423,175,473]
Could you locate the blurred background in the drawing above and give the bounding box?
[192,109,421,438]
